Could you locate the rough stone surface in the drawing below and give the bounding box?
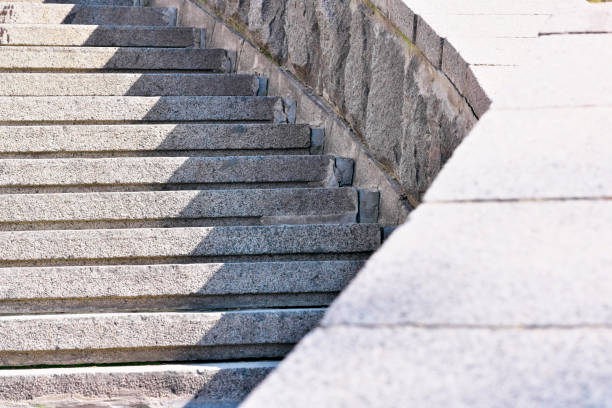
[0,156,337,187]
[0,123,310,154]
[0,309,323,361]
[0,96,288,123]
[0,25,199,47]
[0,261,363,302]
[0,73,259,97]
[0,362,276,404]
[189,0,476,204]
[0,188,358,226]
[0,47,231,71]
[0,224,380,264]
[0,3,177,25]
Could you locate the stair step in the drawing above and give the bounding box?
[0,96,288,123]
[5,0,139,5]
[0,224,380,267]
[0,73,259,96]
[0,260,364,313]
[0,188,358,230]
[0,309,324,366]
[0,3,176,26]
[0,123,309,158]
[0,362,277,405]
[0,47,231,72]
[0,24,200,47]
[0,155,339,192]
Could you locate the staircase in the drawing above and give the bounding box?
[0,1,381,406]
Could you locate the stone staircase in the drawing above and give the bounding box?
[0,1,381,406]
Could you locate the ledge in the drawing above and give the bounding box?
[241,0,612,406]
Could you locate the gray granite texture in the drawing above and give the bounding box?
[0,362,276,403]
[0,25,200,47]
[0,73,259,96]
[0,96,287,122]
[175,0,476,206]
[0,47,232,71]
[0,124,309,154]
[0,3,177,25]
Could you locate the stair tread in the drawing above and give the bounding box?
[0,24,200,47]
[0,46,230,71]
[0,260,364,299]
[0,223,380,263]
[0,95,288,123]
[0,187,358,224]
[0,155,335,186]
[0,362,277,403]
[0,73,259,96]
[0,3,176,26]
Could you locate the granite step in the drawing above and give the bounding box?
[0,3,176,26]
[5,0,139,5]
[0,260,364,313]
[0,47,231,72]
[0,155,347,193]
[0,96,290,123]
[0,362,277,406]
[0,187,359,230]
[0,123,310,158]
[0,25,202,47]
[0,73,259,96]
[0,309,324,366]
[0,223,380,266]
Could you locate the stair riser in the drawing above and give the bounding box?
[0,96,286,123]
[0,123,309,154]
[0,309,324,366]
[0,363,277,402]
[1,344,293,367]
[0,224,380,266]
[0,25,198,47]
[0,4,176,26]
[0,47,231,72]
[0,293,338,315]
[0,261,363,313]
[0,73,259,96]
[0,188,357,229]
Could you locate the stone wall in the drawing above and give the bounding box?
[204,0,476,202]
[151,0,477,223]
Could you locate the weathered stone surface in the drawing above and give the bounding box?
[324,201,612,327]
[0,224,380,264]
[0,156,338,188]
[0,362,276,404]
[0,47,231,71]
[0,261,363,313]
[0,123,310,154]
[0,3,176,25]
[0,96,286,122]
[0,25,199,47]
[425,108,612,201]
[242,326,612,408]
[0,188,357,227]
[190,0,476,202]
[0,73,259,96]
[0,310,323,366]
